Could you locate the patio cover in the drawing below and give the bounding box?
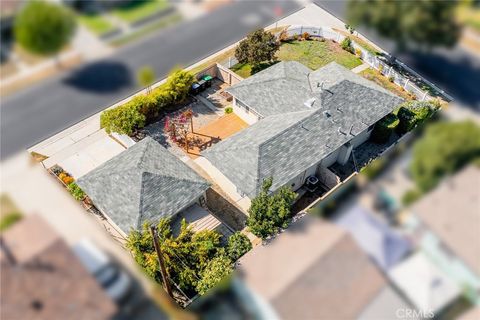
[388,252,461,313]
[335,205,411,271]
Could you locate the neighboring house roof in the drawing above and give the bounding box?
[0,215,117,320]
[238,215,406,319]
[388,252,461,313]
[412,165,480,276]
[205,62,403,197]
[335,204,411,271]
[77,137,210,233]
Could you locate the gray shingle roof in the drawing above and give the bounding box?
[77,137,210,233]
[204,62,403,198]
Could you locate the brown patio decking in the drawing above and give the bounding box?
[181,113,248,159]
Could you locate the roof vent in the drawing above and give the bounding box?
[323,110,331,118]
[304,98,316,108]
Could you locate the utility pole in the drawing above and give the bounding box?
[150,225,174,299]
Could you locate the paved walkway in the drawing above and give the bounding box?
[351,62,370,74]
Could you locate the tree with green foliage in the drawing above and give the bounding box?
[15,1,76,57]
[235,29,280,67]
[227,232,252,261]
[100,102,145,135]
[126,219,228,295]
[137,66,156,93]
[195,254,233,295]
[410,121,480,192]
[347,0,461,50]
[247,178,297,239]
[164,69,195,103]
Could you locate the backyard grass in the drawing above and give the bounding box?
[78,13,115,35]
[277,39,362,70]
[113,0,170,24]
[360,68,412,100]
[110,13,181,47]
[231,39,362,78]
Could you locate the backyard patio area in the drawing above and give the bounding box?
[144,80,247,159]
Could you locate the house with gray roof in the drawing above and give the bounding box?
[77,137,210,234]
[202,61,403,199]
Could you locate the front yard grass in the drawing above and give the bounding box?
[360,68,412,100]
[112,0,170,24]
[231,39,362,78]
[78,13,115,36]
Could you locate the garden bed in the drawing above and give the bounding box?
[360,68,413,100]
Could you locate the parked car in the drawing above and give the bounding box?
[73,239,132,303]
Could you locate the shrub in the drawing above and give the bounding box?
[402,189,422,206]
[247,178,297,239]
[195,254,233,295]
[101,102,146,135]
[341,36,354,53]
[58,172,74,185]
[396,101,437,134]
[355,48,362,57]
[388,75,395,82]
[302,32,311,40]
[224,106,233,114]
[68,182,86,201]
[227,232,252,261]
[371,113,399,143]
[131,94,158,119]
[164,69,195,103]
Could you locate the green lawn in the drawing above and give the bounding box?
[231,39,362,78]
[78,13,115,35]
[113,0,170,24]
[277,39,362,70]
[110,13,182,47]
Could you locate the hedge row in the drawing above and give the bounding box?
[371,100,440,144]
[100,70,195,135]
[396,100,439,134]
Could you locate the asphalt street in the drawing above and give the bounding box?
[0,0,301,160]
[315,0,480,110]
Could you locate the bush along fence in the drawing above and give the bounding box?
[284,25,452,102]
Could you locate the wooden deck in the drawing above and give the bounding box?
[181,113,248,159]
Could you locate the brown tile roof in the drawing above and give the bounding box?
[238,215,386,319]
[0,215,117,320]
[412,165,480,276]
